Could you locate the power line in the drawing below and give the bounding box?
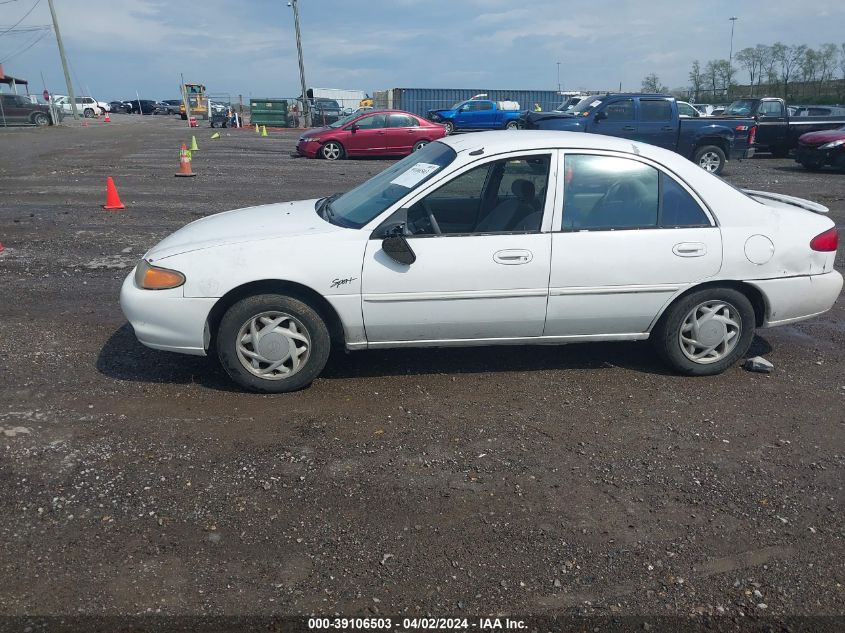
[0,0,23,5]
[0,25,51,33]
[0,28,49,63]
[0,0,41,37]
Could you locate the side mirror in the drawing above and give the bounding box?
[349,124,358,133]
[594,111,608,122]
[382,234,416,266]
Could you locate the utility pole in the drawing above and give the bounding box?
[46,0,78,120]
[289,0,311,127]
[728,16,738,99]
[557,61,561,93]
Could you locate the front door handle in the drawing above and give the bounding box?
[622,125,635,131]
[493,249,533,265]
[662,126,674,131]
[673,242,707,257]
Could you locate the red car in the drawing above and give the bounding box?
[796,125,845,171]
[296,109,446,160]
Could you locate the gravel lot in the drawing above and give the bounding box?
[1,116,843,630]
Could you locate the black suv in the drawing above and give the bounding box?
[310,98,342,125]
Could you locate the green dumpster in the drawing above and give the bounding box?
[249,98,289,127]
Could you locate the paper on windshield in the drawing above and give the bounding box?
[390,163,441,188]
[589,100,602,108]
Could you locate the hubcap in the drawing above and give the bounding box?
[699,152,721,172]
[323,143,340,160]
[235,311,311,380]
[414,141,428,151]
[679,300,741,364]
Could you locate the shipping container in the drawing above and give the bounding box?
[373,88,574,117]
[249,98,289,127]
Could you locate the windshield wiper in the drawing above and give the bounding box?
[317,193,341,223]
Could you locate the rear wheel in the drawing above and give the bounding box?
[217,294,331,393]
[653,287,755,376]
[693,145,726,175]
[443,121,455,135]
[321,141,344,160]
[412,139,429,152]
[83,108,95,118]
[32,112,50,127]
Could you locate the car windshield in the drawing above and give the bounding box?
[316,100,340,109]
[321,142,457,229]
[328,113,360,128]
[723,100,755,116]
[570,97,603,115]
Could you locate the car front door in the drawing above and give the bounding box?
[0,95,24,124]
[343,114,388,155]
[756,99,788,149]
[361,152,556,343]
[590,98,637,140]
[385,113,419,153]
[636,98,676,150]
[546,152,722,337]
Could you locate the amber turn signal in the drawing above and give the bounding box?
[135,260,185,290]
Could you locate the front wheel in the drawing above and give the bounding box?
[443,121,455,135]
[32,113,50,127]
[412,139,429,152]
[320,141,344,160]
[652,288,755,376]
[693,145,726,175]
[217,294,331,393]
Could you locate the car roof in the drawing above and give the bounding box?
[438,130,668,158]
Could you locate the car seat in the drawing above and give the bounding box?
[475,179,535,232]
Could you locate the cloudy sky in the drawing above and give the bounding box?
[2,0,845,101]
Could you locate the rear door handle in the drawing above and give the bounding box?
[661,126,674,131]
[493,249,533,265]
[673,242,707,257]
[622,126,635,131]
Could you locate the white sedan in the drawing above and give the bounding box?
[121,131,842,393]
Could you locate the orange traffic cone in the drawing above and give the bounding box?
[104,112,111,123]
[103,177,125,210]
[175,143,196,177]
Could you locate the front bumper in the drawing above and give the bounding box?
[749,271,844,327]
[795,144,843,166]
[119,270,216,356]
[296,138,321,158]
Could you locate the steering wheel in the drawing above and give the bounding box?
[418,200,442,235]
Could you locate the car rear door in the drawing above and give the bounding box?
[0,95,26,124]
[385,113,419,153]
[545,151,722,337]
[636,98,677,150]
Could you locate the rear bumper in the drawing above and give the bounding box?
[749,271,844,327]
[731,146,755,160]
[119,271,216,356]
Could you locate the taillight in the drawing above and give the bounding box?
[748,125,757,146]
[810,227,839,252]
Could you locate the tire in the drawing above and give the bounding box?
[412,139,429,152]
[217,294,331,393]
[505,120,518,130]
[320,141,344,160]
[799,159,823,171]
[32,113,50,127]
[443,121,455,135]
[652,287,755,376]
[693,145,726,175]
[83,108,95,118]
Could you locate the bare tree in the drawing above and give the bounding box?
[641,73,668,93]
[755,44,773,93]
[705,60,719,100]
[688,60,704,101]
[799,47,819,97]
[735,48,761,96]
[775,43,807,99]
[816,43,838,95]
[715,59,735,96]
[840,43,845,100]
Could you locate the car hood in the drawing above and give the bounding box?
[145,199,342,261]
[799,129,845,145]
[300,126,334,139]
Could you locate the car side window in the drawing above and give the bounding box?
[601,99,634,121]
[640,100,672,121]
[760,101,784,117]
[389,114,417,128]
[469,102,494,112]
[389,155,551,236]
[660,174,711,227]
[355,114,386,129]
[562,154,658,230]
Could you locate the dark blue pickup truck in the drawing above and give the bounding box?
[519,94,756,175]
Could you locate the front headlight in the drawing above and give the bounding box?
[819,139,845,150]
[134,259,185,290]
